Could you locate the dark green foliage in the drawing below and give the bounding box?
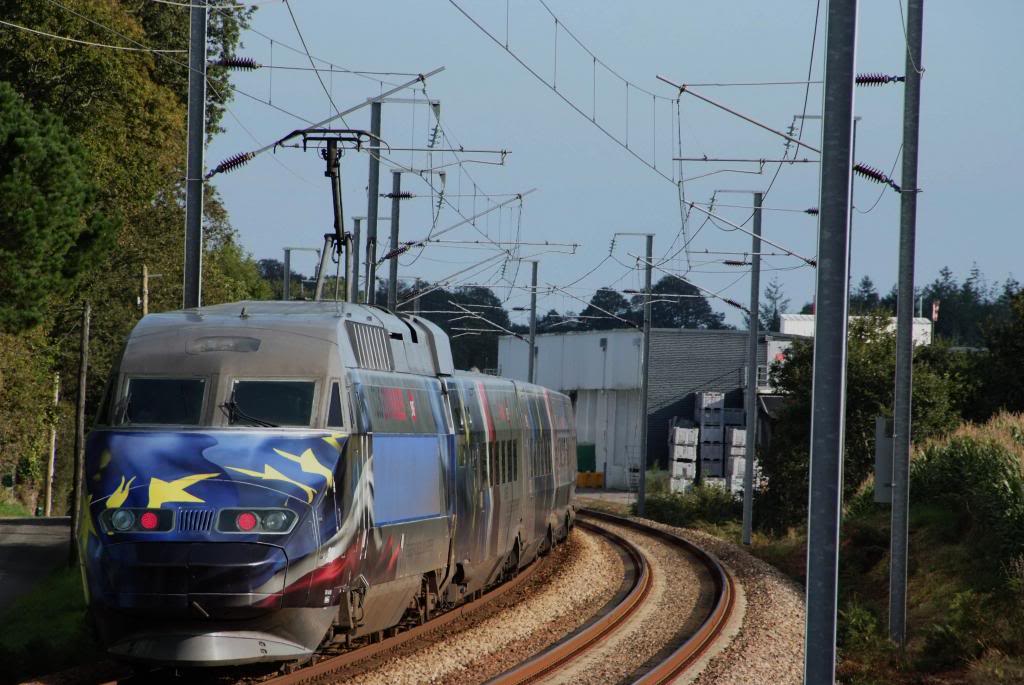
[644,275,729,329]
[0,82,114,332]
[758,314,961,530]
[639,486,741,527]
[579,288,636,329]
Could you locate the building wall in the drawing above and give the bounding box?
[646,329,767,468]
[574,388,642,489]
[497,329,642,391]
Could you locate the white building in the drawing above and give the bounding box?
[779,314,934,346]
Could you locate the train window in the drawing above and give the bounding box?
[230,380,315,427]
[351,371,442,434]
[327,382,344,427]
[122,378,205,425]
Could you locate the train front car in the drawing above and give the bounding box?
[76,301,456,667]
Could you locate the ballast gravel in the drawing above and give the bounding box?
[340,527,622,685]
[636,517,805,685]
[535,520,712,685]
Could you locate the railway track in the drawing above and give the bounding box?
[488,509,737,685]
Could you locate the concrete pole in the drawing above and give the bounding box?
[282,248,291,300]
[350,218,361,303]
[890,0,923,647]
[141,264,149,317]
[803,1,858,682]
[45,373,59,517]
[182,0,207,309]
[528,261,538,383]
[387,171,402,311]
[366,101,382,304]
[742,192,762,546]
[637,235,653,518]
[69,303,90,565]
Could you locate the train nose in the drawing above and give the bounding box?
[101,542,290,618]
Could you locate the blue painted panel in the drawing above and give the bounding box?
[372,435,444,524]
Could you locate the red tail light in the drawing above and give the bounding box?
[235,512,258,531]
[139,511,159,530]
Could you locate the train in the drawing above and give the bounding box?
[76,300,577,667]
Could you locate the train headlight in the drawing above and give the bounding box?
[111,509,135,531]
[263,511,289,532]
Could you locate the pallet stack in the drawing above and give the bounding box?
[669,425,698,493]
[723,427,747,495]
[696,391,726,478]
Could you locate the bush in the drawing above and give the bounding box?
[918,590,989,671]
[640,485,741,527]
[911,413,1024,564]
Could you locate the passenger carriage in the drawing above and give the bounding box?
[78,301,575,666]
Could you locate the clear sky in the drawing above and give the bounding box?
[206,1,1023,327]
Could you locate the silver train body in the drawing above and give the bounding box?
[78,301,576,666]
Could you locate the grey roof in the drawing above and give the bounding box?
[125,300,454,378]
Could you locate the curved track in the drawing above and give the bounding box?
[488,509,736,685]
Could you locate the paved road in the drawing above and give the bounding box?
[0,517,70,613]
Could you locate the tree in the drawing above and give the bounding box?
[758,314,961,531]
[579,288,635,330]
[0,82,114,332]
[758,276,790,332]
[641,276,728,329]
[977,289,1024,415]
[849,275,881,314]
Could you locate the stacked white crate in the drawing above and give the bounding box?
[723,427,748,494]
[669,425,698,493]
[696,392,726,478]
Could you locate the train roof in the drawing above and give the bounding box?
[124,300,454,378]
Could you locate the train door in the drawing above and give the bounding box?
[445,379,477,574]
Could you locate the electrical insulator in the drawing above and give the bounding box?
[805,207,819,215]
[210,151,255,176]
[211,57,260,71]
[854,163,902,192]
[855,73,905,86]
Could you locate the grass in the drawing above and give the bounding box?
[0,498,33,517]
[0,566,96,682]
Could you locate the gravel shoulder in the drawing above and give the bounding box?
[341,527,623,685]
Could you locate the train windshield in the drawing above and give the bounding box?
[229,380,315,427]
[122,377,205,425]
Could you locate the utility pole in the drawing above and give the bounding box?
[69,303,90,565]
[141,264,149,317]
[804,1,858,682]
[890,0,923,648]
[283,248,292,300]
[350,218,361,303]
[528,261,538,383]
[182,0,207,309]
[366,101,382,305]
[742,192,763,546]
[45,373,59,517]
[638,235,653,518]
[387,171,402,311]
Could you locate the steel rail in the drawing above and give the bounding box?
[486,519,652,685]
[580,509,737,685]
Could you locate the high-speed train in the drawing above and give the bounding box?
[77,301,576,666]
